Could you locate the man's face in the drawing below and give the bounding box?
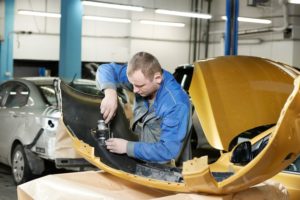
[128,70,162,99]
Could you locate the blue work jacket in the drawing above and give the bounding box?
[96,62,190,163]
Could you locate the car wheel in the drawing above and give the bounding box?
[11,144,33,185]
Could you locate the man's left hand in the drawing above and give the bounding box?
[105,138,128,154]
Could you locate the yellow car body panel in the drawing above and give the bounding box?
[183,76,300,194]
[69,135,189,193]
[206,126,300,200]
[61,56,300,196]
[189,56,295,151]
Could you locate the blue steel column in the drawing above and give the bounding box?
[0,0,15,82]
[224,0,239,55]
[59,0,82,80]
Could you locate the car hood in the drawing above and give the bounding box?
[189,56,296,151]
[58,56,300,195]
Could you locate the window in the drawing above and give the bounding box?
[4,83,29,108]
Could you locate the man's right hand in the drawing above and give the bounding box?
[100,88,118,123]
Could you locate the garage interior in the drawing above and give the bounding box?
[2,0,299,80]
[0,0,300,200]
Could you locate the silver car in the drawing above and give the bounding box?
[0,77,98,184]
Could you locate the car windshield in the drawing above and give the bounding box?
[39,85,57,106]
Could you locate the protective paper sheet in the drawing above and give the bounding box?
[17,171,288,200]
[54,119,82,159]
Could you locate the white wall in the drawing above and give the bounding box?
[206,0,300,68]
[208,39,297,68]
[14,0,60,60]
[13,0,192,72]
[12,0,300,72]
[293,41,300,68]
[239,41,293,65]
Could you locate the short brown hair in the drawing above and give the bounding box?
[127,52,162,80]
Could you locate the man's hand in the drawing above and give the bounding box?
[105,138,128,154]
[100,89,118,123]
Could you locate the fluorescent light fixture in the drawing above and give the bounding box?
[140,20,185,27]
[155,9,211,19]
[238,17,272,24]
[18,10,61,18]
[82,1,144,12]
[288,0,300,4]
[238,38,262,44]
[84,15,131,23]
[221,16,272,24]
[18,9,131,24]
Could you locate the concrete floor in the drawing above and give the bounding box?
[0,164,17,200]
[0,163,75,200]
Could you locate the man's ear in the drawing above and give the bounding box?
[153,72,162,84]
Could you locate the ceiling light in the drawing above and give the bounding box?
[82,1,144,12]
[238,38,262,44]
[18,10,60,18]
[221,16,272,24]
[238,17,272,24]
[288,0,300,4]
[155,9,211,19]
[18,10,131,24]
[84,15,131,23]
[140,20,185,27]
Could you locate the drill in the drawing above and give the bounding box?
[95,119,111,146]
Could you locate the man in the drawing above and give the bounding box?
[96,52,190,163]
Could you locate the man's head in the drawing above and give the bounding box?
[127,52,163,99]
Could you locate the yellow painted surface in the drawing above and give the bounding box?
[189,56,295,150]
[179,76,300,194]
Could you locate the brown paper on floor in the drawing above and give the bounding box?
[17,171,288,200]
[55,119,82,159]
[151,180,289,200]
[17,171,173,200]
[231,180,289,200]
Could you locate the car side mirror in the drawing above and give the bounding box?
[230,141,252,165]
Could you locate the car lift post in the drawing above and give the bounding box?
[225,0,239,56]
